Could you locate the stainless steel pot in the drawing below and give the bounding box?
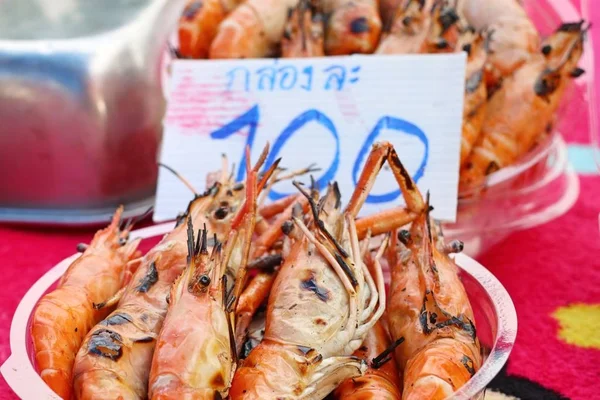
[0,0,187,226]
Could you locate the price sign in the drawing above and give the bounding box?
[154,53,466,222]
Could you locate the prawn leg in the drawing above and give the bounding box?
[334,321,403,399]
[234,197,310,350]
[234,272,276,353]
[301,356,367,400]
[347,141,426,233]
[31,207,141,400]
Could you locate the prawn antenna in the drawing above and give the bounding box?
[273,163,321,184]
[293,180,349,258]
[332,181,342,210]
[371,337,405,369]
[425,191,433,243]
[221,275,239,364]
[200,224,209,255]
[186,217,195,263]
[309,175,318,192]
[158,163,199,195]
[123,206,154,233]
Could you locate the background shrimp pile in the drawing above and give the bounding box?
[32,142,483,399]
[176,0,588,193]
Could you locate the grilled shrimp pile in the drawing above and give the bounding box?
[176,0,589,191]
[32,142,485,399]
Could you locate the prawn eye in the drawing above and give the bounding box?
[350,17,370,34]
[76,243,88,252]
[448,240,464,253]
[570,67,585,78]
[541,44,552,55]
[398,230,411,245]
[199,275,211,287]
[281,221,294,235]
[462,43,472,56]
[402,16,413,27]
[435,39,449,50]
[214,207,229,220]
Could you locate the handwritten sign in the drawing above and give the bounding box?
[155,53,466,222]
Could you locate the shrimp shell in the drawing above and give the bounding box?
[230,142,426,399]
[73,148,276,399]
[376,0,432,54]
[178,0,243,59]
[460,22,587,189]
[281,0,326,58]
[457,30,488,167]
[387,190,482,397]
[209,0,301,58]
[323,0,382,55]
[454,0,540,84]
[31,207,140,400]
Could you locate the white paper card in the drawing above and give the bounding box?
[154,53,466,223]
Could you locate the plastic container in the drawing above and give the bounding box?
[158,0,596,258]
[0,222,517,400]
[443,0,597,258]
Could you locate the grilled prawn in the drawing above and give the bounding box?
[420,0,460,53]
[209,0,301,58]
[376,0,432,54]
[458,29,488,167]
[31,207,140,400]
[323,0,382,55]
[376,0,459,54]
[229,142,426,399]
[460,21,587,189]
[454,0,540,87]
[386,188,482,398]
[281,0,325,58]
[148,159,259,399]
[178,0,244,59]
[72,146,278,399]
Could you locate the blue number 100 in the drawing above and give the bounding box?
[210,105,429,203]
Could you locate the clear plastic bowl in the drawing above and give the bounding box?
[1,222,517,400]
[442,0,597,258]
[158,0,596,258]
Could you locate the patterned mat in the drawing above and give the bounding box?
[477,171,600,400]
